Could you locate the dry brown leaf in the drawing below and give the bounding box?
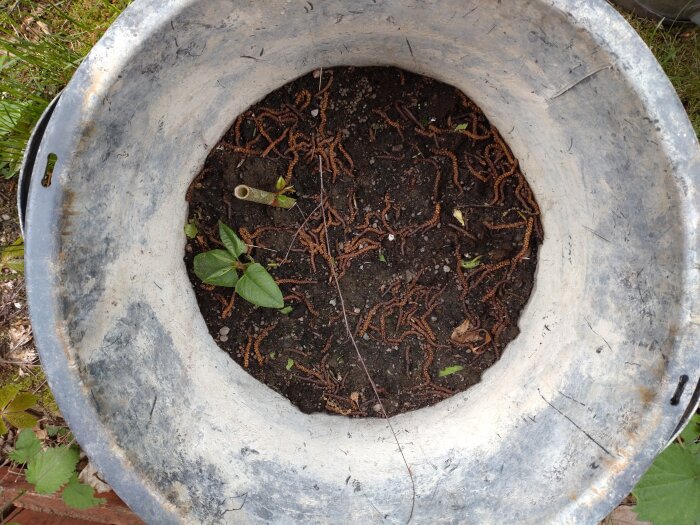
[450,319,483,344]
[9,321,32,352]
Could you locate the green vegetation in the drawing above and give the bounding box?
[624,16,700,135]
[438,365,463,377]
[633,414,700,525]
[11,428,105,509]
[0,383,37,433]
[194,221,285,309]
[460,255,482,270]
[1,237,23,277]
[2,389,104,511]
[0,1,129,179]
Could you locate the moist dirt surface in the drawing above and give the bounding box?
[185,67,542,417]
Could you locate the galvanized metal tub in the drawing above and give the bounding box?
[22,0,700,523]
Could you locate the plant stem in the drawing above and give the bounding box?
[234,185,296,209]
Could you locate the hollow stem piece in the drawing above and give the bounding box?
[234,184,296,209]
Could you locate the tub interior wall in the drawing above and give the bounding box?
[28,1,698,523]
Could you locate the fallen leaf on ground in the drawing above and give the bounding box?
[451,319,485,344]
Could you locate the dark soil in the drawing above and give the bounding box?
[184,67,543,417]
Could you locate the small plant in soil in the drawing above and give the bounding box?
[193,221,284,309]
[185,67,543,417]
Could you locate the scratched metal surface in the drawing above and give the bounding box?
[23,0,700,523]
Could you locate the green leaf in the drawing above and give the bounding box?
[26,445,79,494]
[438,365,464,377]
[46,425,71,438]
[8,392,38,412]
[184,222,198,239]
[275,194,295,208]
[219,222,247,259]
[1,238,24,273]
[279,306,293,315]
[678,414,700,450]
[454,123,469,131]
[460,255,483,270]
[0,388,37,432]
[275,176,286,191]
[9,429,41,464]
[633,444,700,525]
[379,252,387,263]
[5,411,38,430]
[193,250,239,287]
[236,263,284,309]
[62,474,106,510]
[286,358,294,371]
[0,384,20,410]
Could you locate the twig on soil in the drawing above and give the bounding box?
[317,155,415,523]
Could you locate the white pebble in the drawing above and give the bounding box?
[329,299,337,306]
[1,214,10,221]
[220,335,228,342]
[353,307,361,314]
[362,333,370,341]
[311,109,319,117]
[443,265,451,273]
[388,234,395,241]
[219,326,230,336]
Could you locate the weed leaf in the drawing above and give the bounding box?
[9,429,41,464]
[0,385,19,409]
[678,414,700,451]
[633,443,700,525]
[5,411,38,430]
[219,222,247,258]
[438,365,463,377]
[184,222,198,239]
[62,474,106,510]
[1,238,24,273]
[26,445,79,494]
[0,387,38,434]
[460,255,482,270]
[193,250,238,287]
[236,263,284,308]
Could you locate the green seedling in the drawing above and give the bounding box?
[379,252,387,263]
[460,255,482,270]
[184,222,198,239]
[194,222,284,309]
[438,365,463,377]
[234,177,297,208]
[286,358,295,371]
